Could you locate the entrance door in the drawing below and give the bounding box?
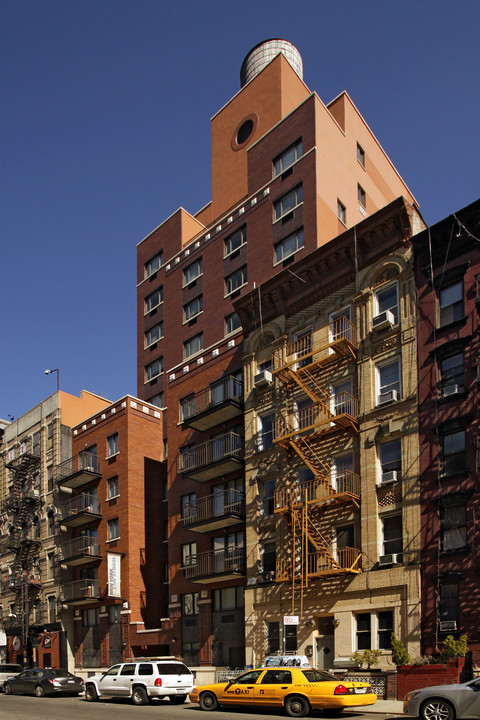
[315,633,334,670]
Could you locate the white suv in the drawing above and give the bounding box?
[84,658,195,705]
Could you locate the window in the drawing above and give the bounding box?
[144,286,163,313]
[336,524,354,562]
[377,358,401,403]
[356,613,371,650]
[145,252,163,278]
[107,476,119,499]
[182,592,199,615]
[257,359,273,374]
[181,492,196,519]
[378,611,393,649]
[274,228,304,264]
[294,327,312,368]
[257,412,275,451]
[442,429,467,475]
[274,184,303,221]
[184,332,203,359]
[375,283,399,324]
[47,465,54,492]
[439,281,464,326]
[181,541,196,567]
[441,498,467,551]
[439,579,459,623]
[108,518,119,541]
[183,295,203,322]
[107,433,119,457]
[48,595,56,624]
[440,353,465,395]
[144,322,163,348]
[382,514,403,557]
[183,258,202,286]
[285,624,297,652]
[357,143,365,167]
[333,454,354,492]
[273,138,302,176]
[47,510,55,537]
[268,622,280,653]
[337,200,346,224]
[225,265,247,295]
[260,478,275,516]
[149,392,164,408]
[33,515,40,540]
[213,586,243,611]
[379,440,402,482]
[262,541,276,575]
[47,552,55,579]
[180,394,195,421]
[47,422,54,450]
[224,225,246,257]
[225,312,242,335]
[145,357,163,382]
[333,378,352,416]
[358,184,366,208]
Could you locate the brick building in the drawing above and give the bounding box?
[413,199,480,666]
[136,39,418,671]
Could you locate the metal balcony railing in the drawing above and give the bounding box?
[56,451,101,487]
[60,536,100,561]
[61,579,100,603]
[179,432,244,473]
[274,394,358,442]
[274,470,361,510]
[184,547,246,580]
[273,316,357,372]
[182,489,245,527]
[181,376,243,421]
[59,494,101,522]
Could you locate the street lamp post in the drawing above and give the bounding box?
[44,368,59,392]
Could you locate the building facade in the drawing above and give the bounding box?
[413,199,480,666]
[235,197,425,670]
[136,39,419,670]
[0,390,110,668]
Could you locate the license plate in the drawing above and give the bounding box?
[68,680,75,684]
[355,687,367,694]
[176,688,186,693]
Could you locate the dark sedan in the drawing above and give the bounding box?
[4,668,84,697]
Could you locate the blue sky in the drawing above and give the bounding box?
[1,0,479,420]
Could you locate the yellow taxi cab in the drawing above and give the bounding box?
[189,666,377,718]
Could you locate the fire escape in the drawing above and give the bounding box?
[2,439,43,657]
[272,316,362,608]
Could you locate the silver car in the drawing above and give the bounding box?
[404,678,480,720]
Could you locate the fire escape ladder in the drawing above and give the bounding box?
[289,437,334,496]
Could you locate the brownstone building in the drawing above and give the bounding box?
[413,199,480,667]
[136,39,418,671]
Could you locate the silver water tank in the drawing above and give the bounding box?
[240,39,303,88]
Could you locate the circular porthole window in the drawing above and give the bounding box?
[231,113,259,151]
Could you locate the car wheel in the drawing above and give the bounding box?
[3,684,12,695]
[420,698,455,720]
[85,684,99,702]
[285,694,310,718]
[35,685,45,697]
[199,691,219,711]
[131,686,149,705]
[169,694,187,704]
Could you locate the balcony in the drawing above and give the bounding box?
[274,394,358,446]
[59,494,102,527]
[6,438,40,475]
[59,536,101,566]
[182,489,245,533]
[183,547,246,583]
[179,431,244,482]
[56,451,101,490]
[274,471,361,511]
[276,546,362,582]
[181,376,243,431]
[61,579,100,606]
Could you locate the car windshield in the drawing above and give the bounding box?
[302,669,338,682]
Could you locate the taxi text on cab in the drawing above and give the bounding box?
[189,666,376,718]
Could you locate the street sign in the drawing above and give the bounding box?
[283,615,299,625]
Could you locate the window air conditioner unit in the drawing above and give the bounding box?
[381,470,398,485]
[379,389,398,405]
[254,370,273,387]
[442,384,459,398]
[372,310,395,331]
[379,553,402,566]
[439,620,457,632]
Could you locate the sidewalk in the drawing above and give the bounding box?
[366,699,405,714]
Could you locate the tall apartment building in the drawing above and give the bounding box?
[413,199,480,667]
[136,39,418,670]
[56,396,164,669]
[234,197,425,672]
[0,390,110,668]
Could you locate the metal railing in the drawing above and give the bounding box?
[62,579,100,602]
[182,489,245,526]
[273,316,357,371]
[59,494,101,521]
[179,432,243,473]
[184,547,246,580]
[275,470,361,509]
[56,450,100,482]
[274,394,358,441]
[60,536,100,560]
[181,376,243,420]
